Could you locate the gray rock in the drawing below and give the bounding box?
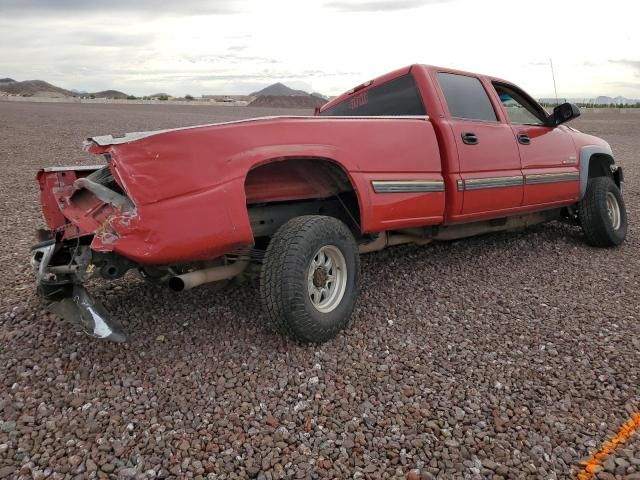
[0,421,16,433]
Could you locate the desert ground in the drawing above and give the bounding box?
[0,101,638,480]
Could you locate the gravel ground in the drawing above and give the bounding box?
[0,102,638,480]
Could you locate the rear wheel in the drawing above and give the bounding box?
[578,176,627,247]
[260,215,360,343]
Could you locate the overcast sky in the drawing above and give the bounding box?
[1,0,638,98]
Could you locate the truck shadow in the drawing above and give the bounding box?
[90,221,585,349]
[29,220,588,359]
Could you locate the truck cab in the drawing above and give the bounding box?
[320,64,620,224]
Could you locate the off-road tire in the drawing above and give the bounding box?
[260,215,360,343]
[579,176,627,247]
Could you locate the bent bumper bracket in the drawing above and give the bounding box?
[47,285,127,343]
[32,240,127,343]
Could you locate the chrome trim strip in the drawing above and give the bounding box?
[41,165,105,172]
[525,172,579,185]
[371,180,445,193]
[457,171,579,191]
[461,176,523,191]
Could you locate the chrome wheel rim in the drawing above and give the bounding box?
[606,192,621,230]
[307,245,347,313]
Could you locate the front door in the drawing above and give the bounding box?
[492,82,579,206]
[435,72,523,216]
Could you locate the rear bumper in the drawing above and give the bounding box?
[31,240,127,342]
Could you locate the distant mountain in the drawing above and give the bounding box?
[0,75,331,102]
[0,79,76,97]
[251,82,309,97]
[249,95,327,109]
[593,95,638,105]
[0,78,133,99]
[92,90,129,99]
[538,98,568,105]
[539,96,639,105]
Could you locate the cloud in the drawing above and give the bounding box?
[609,59,640,75]
[182,54,280,65]
[0,21,158,54]
[151,70,360,82]
[80,31,157,48]
[605,80,640,91]
[0,0,244,17]
[324,0,452,12]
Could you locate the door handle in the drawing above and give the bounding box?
[518,133,531,145]
[461,132,478,145]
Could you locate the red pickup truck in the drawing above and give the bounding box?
[32,64,627,343]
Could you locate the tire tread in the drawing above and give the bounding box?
[259,215,359,342]
[579,176,627,247]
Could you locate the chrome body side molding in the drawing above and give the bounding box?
[371,180,445,193]
[525,172,580,185]
[457,171,582,192]
[457,176,523,191]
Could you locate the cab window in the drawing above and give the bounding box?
[320,75,426,116]
[436,72,497,122]
[493,83,547,125]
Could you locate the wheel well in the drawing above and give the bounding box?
[244,158,362,240]
[588,153,623,191]
[588,154,614,180]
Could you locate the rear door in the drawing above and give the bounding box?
[435,72,523,217]
[491,82,579,206]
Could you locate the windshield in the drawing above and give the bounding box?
[320,74,426,116]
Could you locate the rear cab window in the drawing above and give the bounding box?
[436,72,497,122]
[319,74,426,116]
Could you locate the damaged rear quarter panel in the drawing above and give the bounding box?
[90,176,249,264]
[88,124,284,264]
[87,116,442,264]
[99,138,252,264]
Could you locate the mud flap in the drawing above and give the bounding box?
[47,285,127,343]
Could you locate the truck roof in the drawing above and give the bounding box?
[319,64,513,113]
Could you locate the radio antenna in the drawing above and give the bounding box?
[549,58,559,105]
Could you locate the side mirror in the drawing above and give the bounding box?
[548,102,581,126]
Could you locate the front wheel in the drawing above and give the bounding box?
[578,176,627,247]
[260,215,360,343]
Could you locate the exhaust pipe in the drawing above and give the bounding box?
[168,260,249,292]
